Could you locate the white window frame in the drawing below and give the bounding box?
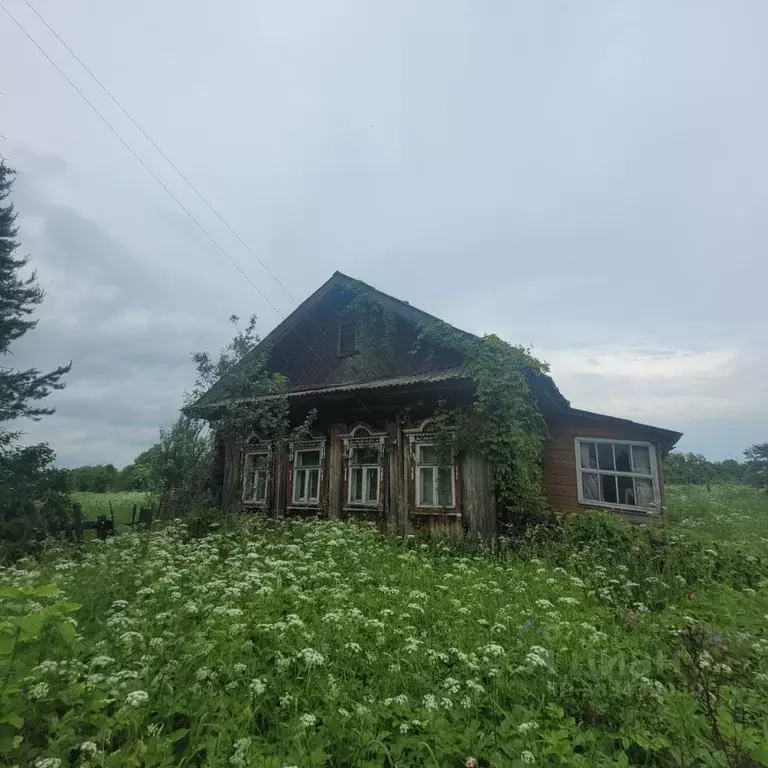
[574,437,660,513]
[290,438,326,506]
[413,439,456,509]
[242,450,270,505]
[341,424,385,510]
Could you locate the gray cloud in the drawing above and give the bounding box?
[2,1,767,464]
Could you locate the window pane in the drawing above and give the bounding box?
[298,450,320,467]
[419,445,439,465]
[632,446,651,475]
[635,478,655,507]
[354,446,379,465]
[295,470,306,502]
[617,475,635,505]
[255,471,267,501]
[420,467,434,505]
[309,469,319,500]
[579,442,597,469]
[600,474,618,503]
[350,468,363,501]
[597,443,615,471]
[366,467,378,502]
[581,472,600,501]
[243,469,254,499]
[615,444,631,472]
[437,466,453,506]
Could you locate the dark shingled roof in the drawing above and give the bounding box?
[189,271,557,414]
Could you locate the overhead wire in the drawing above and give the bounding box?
[0,1,421,426]
[18,0,418,379]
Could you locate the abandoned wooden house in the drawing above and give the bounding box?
[190,272,682,536]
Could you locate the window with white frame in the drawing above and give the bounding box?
[348,445,380,505]
[293,449,321,504]
[242,452,269,504]
[575,438,659,511]
[416,443,455,508]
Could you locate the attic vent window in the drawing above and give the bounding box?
[338,322,357,356]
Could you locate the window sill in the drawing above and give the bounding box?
[288,504,321,511]
[578,499,659,515]
[411,509,460,517]
[242,500,268,507]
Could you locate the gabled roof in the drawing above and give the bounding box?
[189,271,567,412]
[255,271,458,351]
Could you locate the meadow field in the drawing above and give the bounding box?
[2,486,767,767]
[72,491,155,526]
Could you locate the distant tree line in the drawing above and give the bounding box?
[664,445,768,487]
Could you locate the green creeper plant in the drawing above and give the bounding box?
[415,321,550,522]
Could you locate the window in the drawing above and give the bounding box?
[294,449,321,504]
[416,443,455,508]
[348,445,380,505]
[338,322,357,355]
[243,452,269,504]
[575,438,659,511]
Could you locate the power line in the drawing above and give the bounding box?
[0,1,283,317]
[0,0,388,423]
[18,0,416,378]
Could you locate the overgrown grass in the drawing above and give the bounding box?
[72,491,154,525]
[1,488,767,766]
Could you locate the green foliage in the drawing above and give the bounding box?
[0,163,70,434]
[664,452,746,486]
[0,161,72,558]
[1,487,767,766]
[189,314,289,445]
[71,491,153,525]
[67,464,119,493]
[744,442,768,487]
[342,289,398,346]
[0,443,72,561]
[416,321,550,521]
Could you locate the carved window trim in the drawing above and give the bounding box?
[404,420,458,511]
[341,423,386,510]
[288,435,326,506]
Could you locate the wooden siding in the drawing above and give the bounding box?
[220,414,496,538]
[543,413,669,521]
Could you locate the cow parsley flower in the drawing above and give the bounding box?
[29,681,49,700]
[521,750,536,764]
[80,741,99,758]
[518,721,539,733]
[422,694,438,710]
[300,713,317,728]
[297,647,325,667]
[125,690,149,707]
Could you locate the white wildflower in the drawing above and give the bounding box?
[125,690,149,707]
[521,750,536,764]
[29,681,49,700]
[300,713,317,728]
[80,741,99,758]
[422,694,438,710]
[297,647,325,667]
[518,721,539,734]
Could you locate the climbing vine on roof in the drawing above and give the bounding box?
[415,320,550,521]
[342,290,398,347]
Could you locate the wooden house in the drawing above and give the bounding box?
[191,272,682,535]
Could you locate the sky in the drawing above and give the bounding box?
[1,0,767,467]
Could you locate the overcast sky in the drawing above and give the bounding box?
[2,0,767,466]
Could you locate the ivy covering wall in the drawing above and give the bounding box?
[415,321,550,521]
